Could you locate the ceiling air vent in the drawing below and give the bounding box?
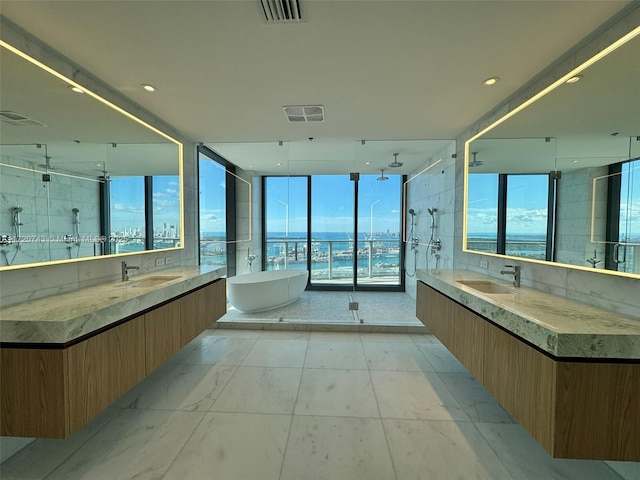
[260,0,302,23]
[0,111,47,127]
[283,105,324,123]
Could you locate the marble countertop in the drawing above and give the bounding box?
[0,265,226,345]
[416,269,640,360]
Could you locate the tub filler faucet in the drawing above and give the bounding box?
[121,261,140,281]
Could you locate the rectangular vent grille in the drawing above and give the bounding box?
[0,111,47,127]
[283,105,324,123]
[260,0,302,23]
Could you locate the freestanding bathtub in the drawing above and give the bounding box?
[226,269,309,313]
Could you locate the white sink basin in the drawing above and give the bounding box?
[456,280,515,295]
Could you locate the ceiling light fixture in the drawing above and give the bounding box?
[565,75,583,84]
[483,77,500,86]
[69,86,84,94]
[388,153,403,168]
[377,169,389,181]
[141,84,156,92]
[364,161,371,165]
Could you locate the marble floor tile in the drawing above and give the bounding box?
[383,419,514,479]
[363,341,434,371]
[409,333,437,344]
[475,423,626,479]
[45,409,204,480]
[208,329,263,338]
[113,363,236,411]
[304,341,368,369]
[359,332,414,343]
[280,415,396,480]
[309,331,362,342]
[241,339,308,367]
[417,342,468,373]
[295,369,380,417]
[163,412,291,480]
[0,408,121,480]
[258,330,311,340]
[167,336,257,365]
[437,372,514,423]
[371,370,469,421]
[210,366,302,414]
[604,460,640,480]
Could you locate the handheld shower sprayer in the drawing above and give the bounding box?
[71,208,81,248]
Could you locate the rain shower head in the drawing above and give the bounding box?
[388,153,403,168]
[72,208,80,214]
[377,169,389,181]
[469,152,483,168]
[408,208,416,216]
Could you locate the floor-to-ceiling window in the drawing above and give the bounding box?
[311,175,355,286]
[264,176,308,271]
[109,176,145,253]
[505,174,550,260]
[606,157,640,274]
[356,174,402,286]
[263,173,404,290]
[152,175,181,249]
[466,172,552,260]
[198,147,236,274]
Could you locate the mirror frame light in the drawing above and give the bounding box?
[462,25,640,278]
[0,40,184,270]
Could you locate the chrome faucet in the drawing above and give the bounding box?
[121,261,140,281]
[500,264,521,288]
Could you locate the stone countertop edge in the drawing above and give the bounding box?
[416,269,640,360]
[0,266,226,345]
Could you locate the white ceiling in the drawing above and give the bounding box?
[0,0,632,175]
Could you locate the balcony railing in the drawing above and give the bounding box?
[266,239,401,282]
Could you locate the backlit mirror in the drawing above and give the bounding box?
[464,27,640,277]
[0,41,182,269]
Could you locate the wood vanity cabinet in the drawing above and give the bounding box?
[0,278,226,439]
[416,280,640,461]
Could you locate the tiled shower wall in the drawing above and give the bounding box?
[405,141,457,300]
[0,156,102,266]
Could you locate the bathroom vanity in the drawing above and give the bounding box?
[0,266,226,439]
[416,269,640,461]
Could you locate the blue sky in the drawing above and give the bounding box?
[467,173,549,235]
[110,176,180,229]
[264,174,402,235]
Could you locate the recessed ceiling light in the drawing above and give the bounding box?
[69,85,84,93]
[483,77,500,86]
[565,75,583,84]
[572,160,580,164]
[141,84,156,92]
[276,162,282,166]
[364,161,371,165]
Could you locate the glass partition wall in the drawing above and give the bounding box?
[263,173,404,290]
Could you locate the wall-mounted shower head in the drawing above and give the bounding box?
[13,207,23,213]
[408,208,416,216]
[428,208,437,216]
[72,208,80,214]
